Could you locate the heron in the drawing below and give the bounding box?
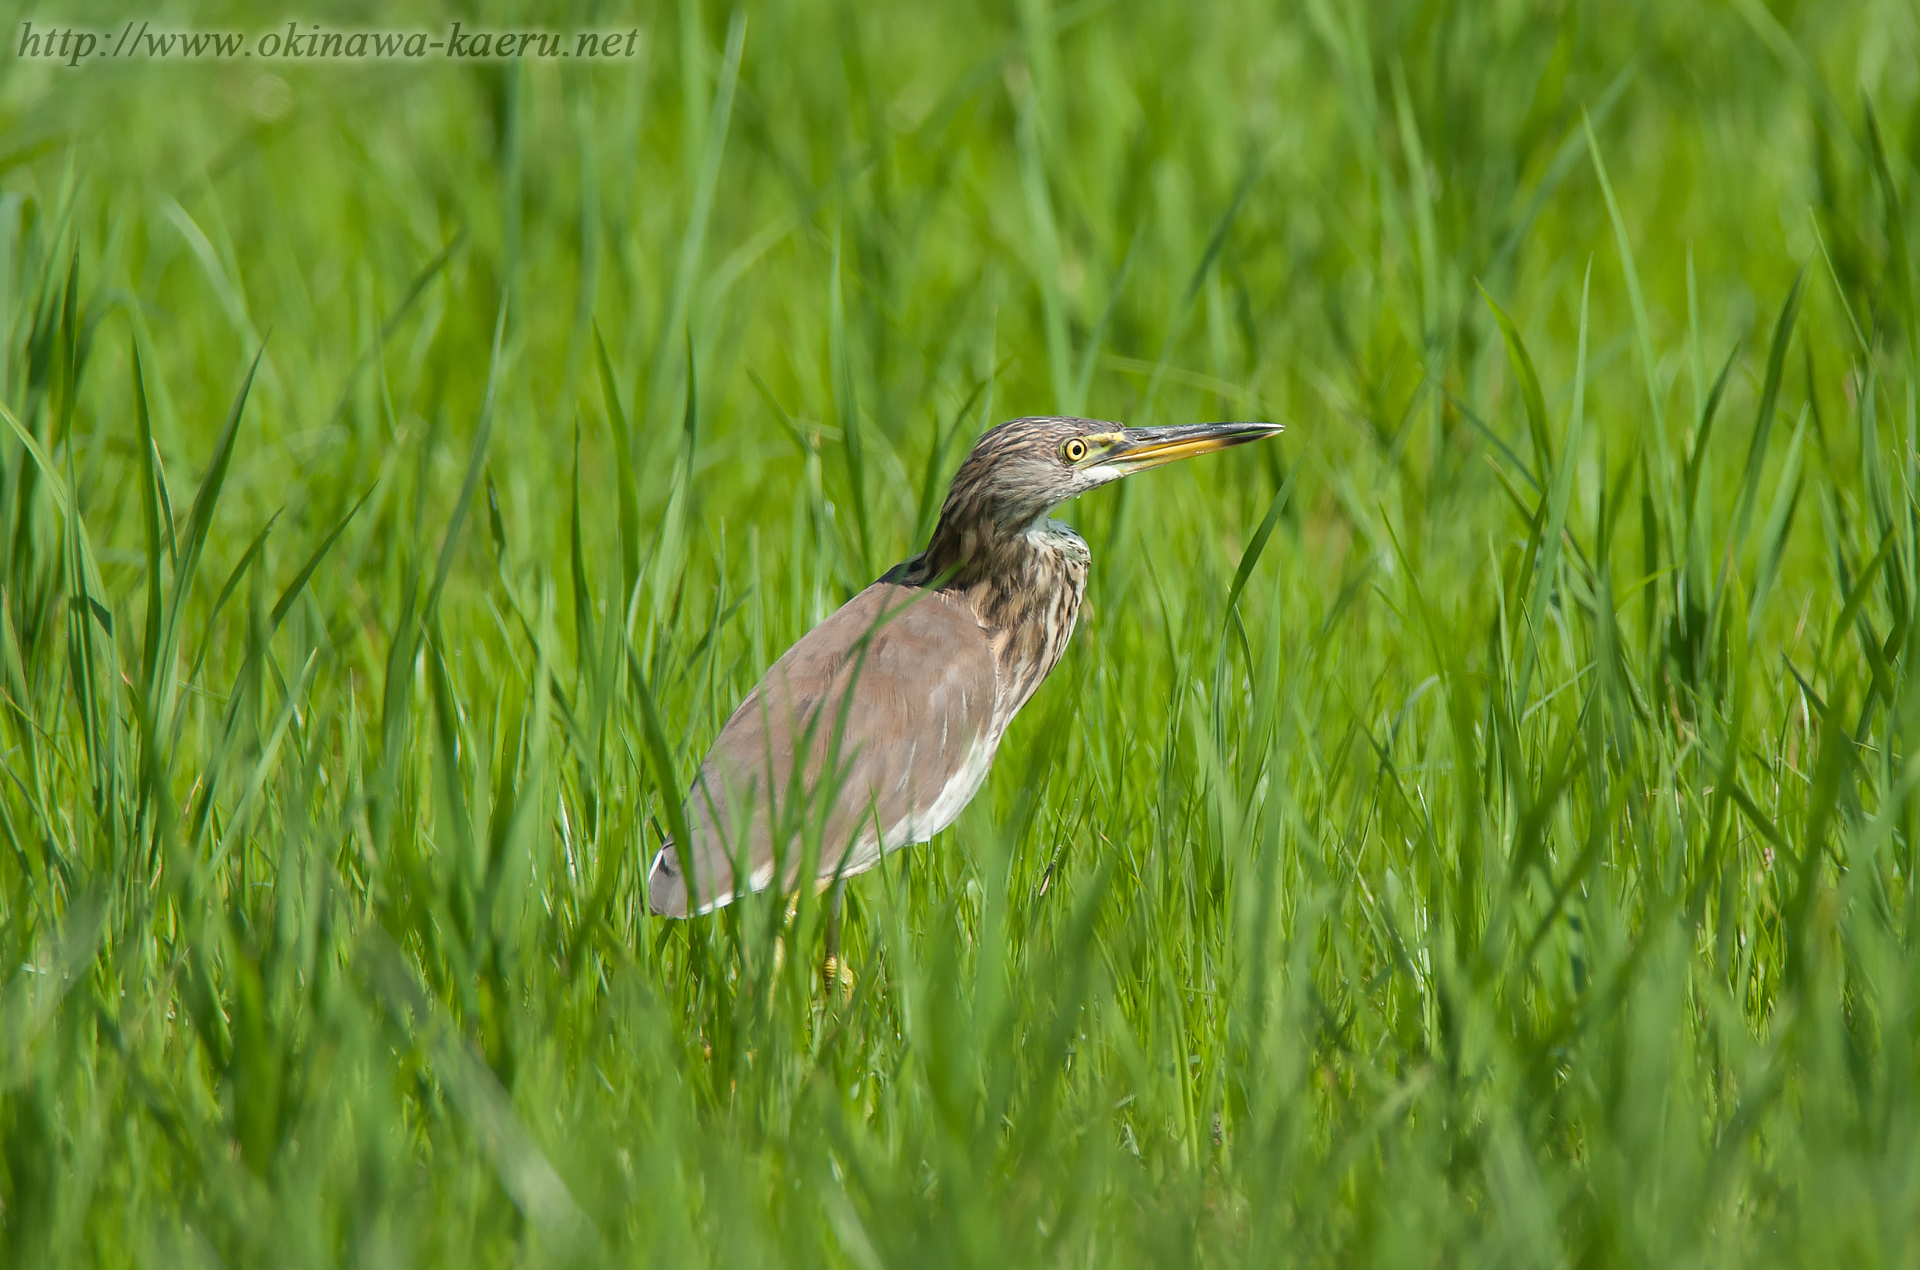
[646,415,1282,966]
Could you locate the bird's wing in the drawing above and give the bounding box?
[646,580,997,916]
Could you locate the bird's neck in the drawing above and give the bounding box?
[924,510,1077,585]
[910,517,1090,723]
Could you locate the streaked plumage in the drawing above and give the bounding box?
[647,415,1281,918]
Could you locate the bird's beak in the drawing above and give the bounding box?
[1104,421,1284,472]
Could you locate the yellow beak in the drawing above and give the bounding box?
[1104,421,1285,472]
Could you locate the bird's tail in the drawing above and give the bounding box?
[646,845,690,917]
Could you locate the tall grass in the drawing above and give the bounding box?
[4,0,1920,1263]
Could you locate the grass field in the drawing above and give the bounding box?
[4,0,1920,1263]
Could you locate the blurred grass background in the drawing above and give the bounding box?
[3,0,1920,1263]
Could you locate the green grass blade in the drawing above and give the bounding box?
[425,300,506,624]
[169,346,262,635]
[626,643,694,911]
[1224,449,1300,620]
[1520,261,1591,701]
[594,323,642,609]
[1480,283,1553,474]
[829,230,872,577]
[1719,266,1807,616]
[1585,111,1672,516]
[187,510,279,681]
[268,489,369,631]
[132,342,164,696]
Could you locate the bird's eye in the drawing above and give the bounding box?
[1063,438,1088,463]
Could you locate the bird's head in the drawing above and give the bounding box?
[927,415,1283,571]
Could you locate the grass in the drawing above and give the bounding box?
[3,0,1920,1263]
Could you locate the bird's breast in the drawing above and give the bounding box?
[965,529,1091,738]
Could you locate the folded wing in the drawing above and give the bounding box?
[646,581,997,916]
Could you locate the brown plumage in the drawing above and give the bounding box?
[647,415,1282,918]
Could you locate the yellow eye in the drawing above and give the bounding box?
[1063,438,1088,462]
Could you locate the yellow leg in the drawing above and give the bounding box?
[822,877,852,999]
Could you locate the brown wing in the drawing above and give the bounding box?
[646,580,997,917]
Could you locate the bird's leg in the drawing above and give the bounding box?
[822,877,849,997]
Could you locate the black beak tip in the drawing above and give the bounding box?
[1214,421,1285,444]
